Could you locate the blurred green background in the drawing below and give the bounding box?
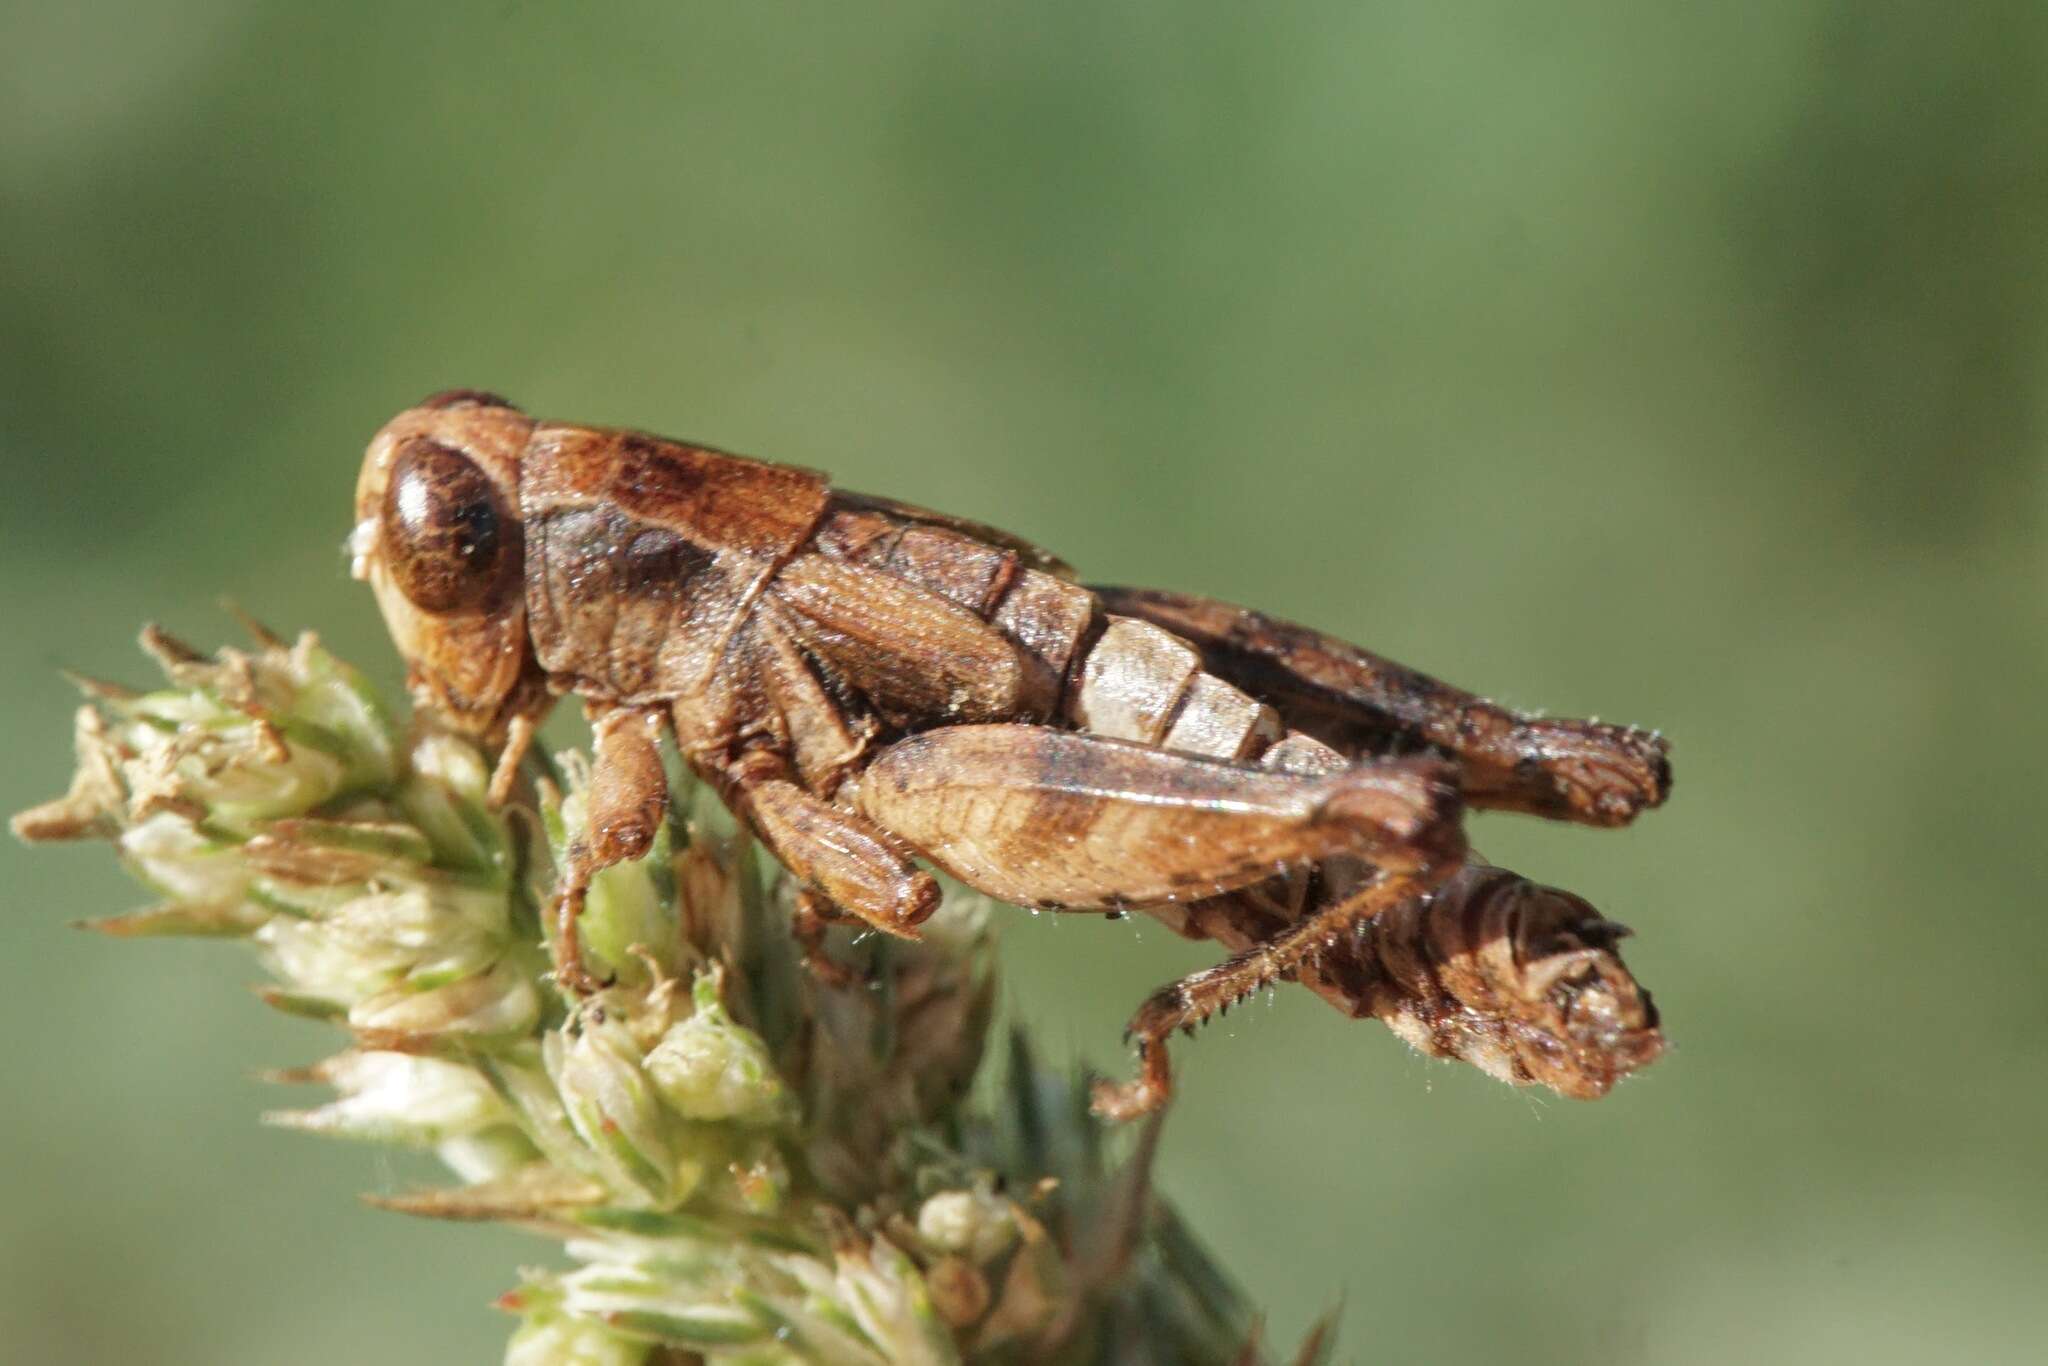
[4,4,2044,1362]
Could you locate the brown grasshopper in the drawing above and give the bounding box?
[351,390,1671,1119]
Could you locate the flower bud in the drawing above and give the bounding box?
[255,879,515,1010]
[263,1050,512,1146]
[119,810,249,906]
[349,955,543,1041]
[642,974,794,1127]
[267,630,401,790]
[916,1188,1018,1264]
[115,629,398,835]
[503,1309,646,1366]
[545,1013,694,1208]
[717,1135,791,1216]
[399,733,509,877]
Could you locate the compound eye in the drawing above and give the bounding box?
[380,438,516,613]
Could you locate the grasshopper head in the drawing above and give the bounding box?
[352,391,544,739]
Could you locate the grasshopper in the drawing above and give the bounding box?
[351,390,1670,1118]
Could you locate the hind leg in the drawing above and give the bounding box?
[853,724,1465,909]
[1091,586,1671,827]
[852,723,1468,1119]
[1095,868,1441,1120]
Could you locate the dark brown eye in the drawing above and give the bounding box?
[380,438,517,613]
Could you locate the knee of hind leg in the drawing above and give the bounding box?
[1318,757,1466,867]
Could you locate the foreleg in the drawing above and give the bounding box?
[1091,586,1670,827]
[553,705,669,994]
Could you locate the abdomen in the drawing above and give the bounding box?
[777,496,1338,772]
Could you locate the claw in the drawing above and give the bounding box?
[1090,1036,1175,1122]
[551,961,612,997]
[799,943,866,990]
[791,887,871,990]
[548,885,613,997]
[1089,1075,1169,1123]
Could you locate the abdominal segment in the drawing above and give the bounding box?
[794,498,1339,771]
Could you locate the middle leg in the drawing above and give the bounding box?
[706,749,941,981]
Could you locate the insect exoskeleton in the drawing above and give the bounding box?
[352,392,1672,1118]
